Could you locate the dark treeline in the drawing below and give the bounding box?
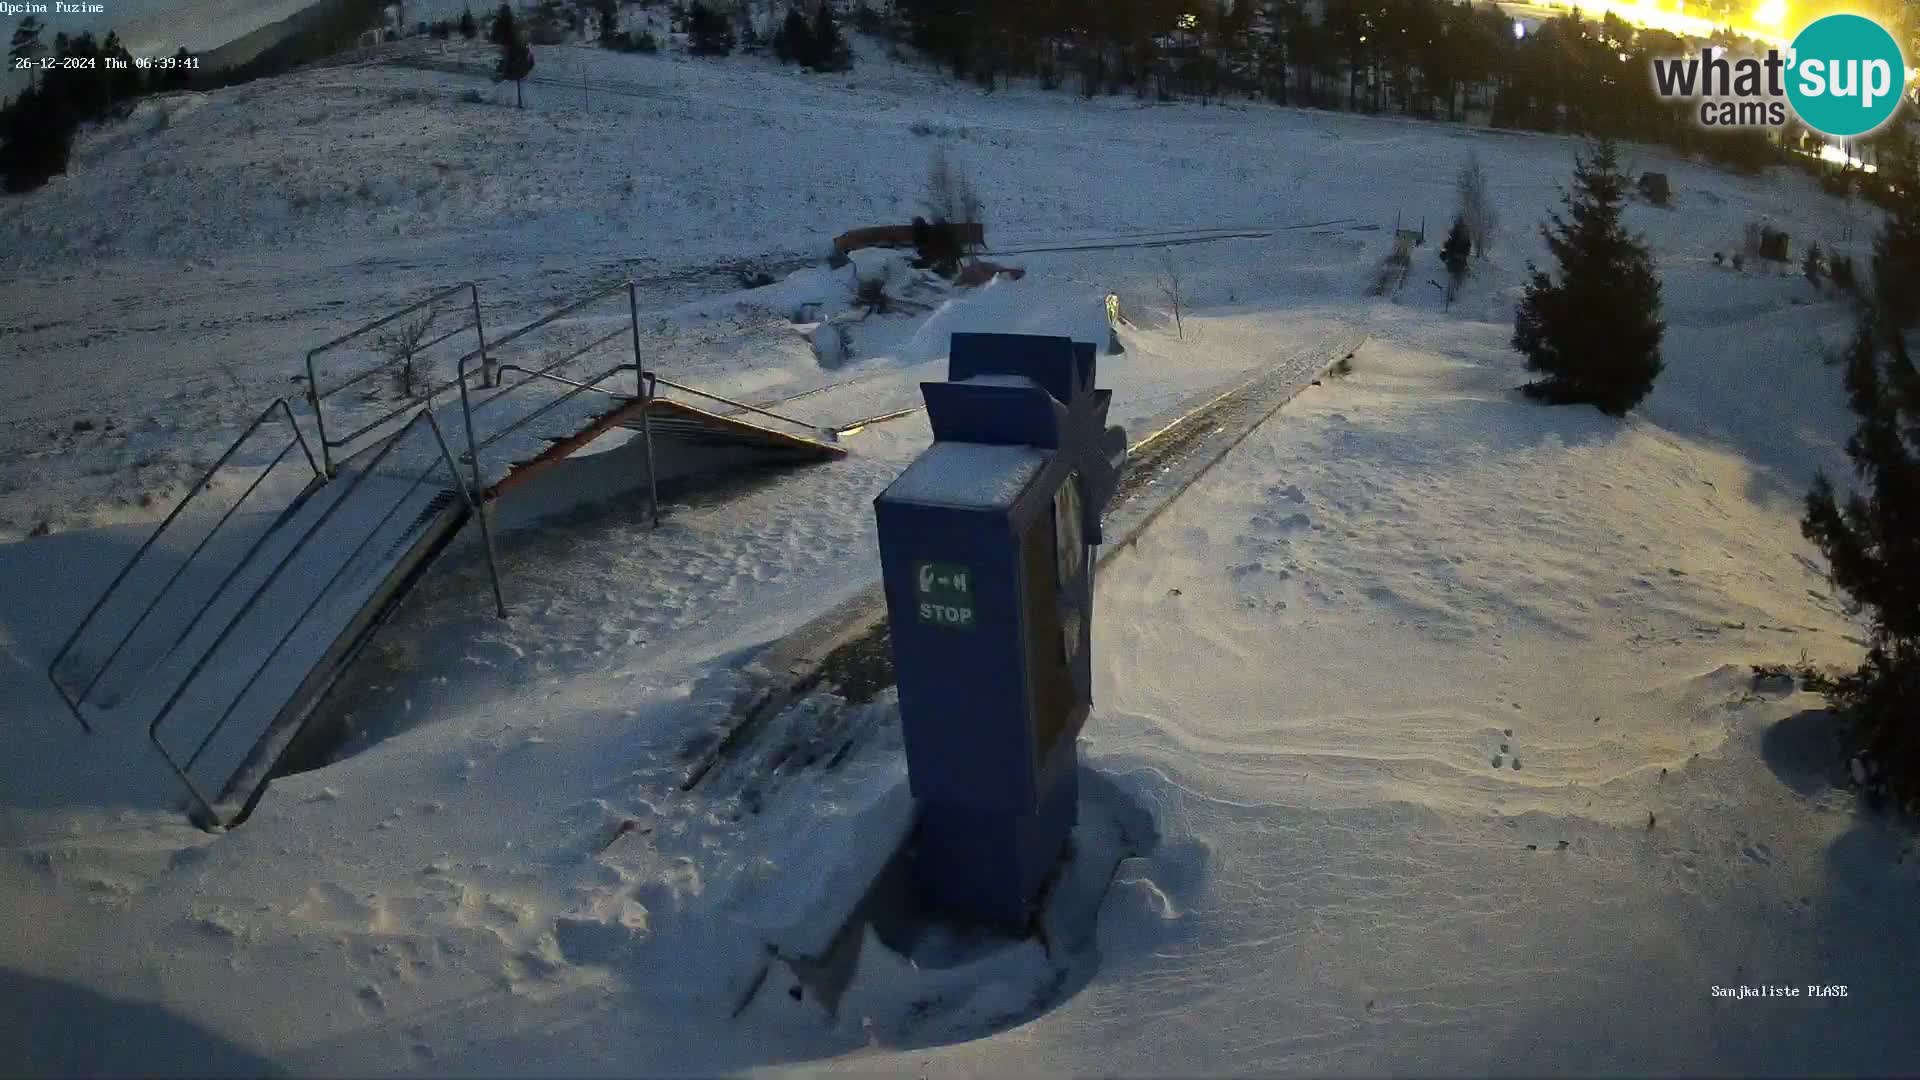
[2,28,167,191]
[3,0,389,191]
[891,0,1913,197]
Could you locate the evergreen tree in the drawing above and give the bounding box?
[10,16,44,89]
[1512,139,1665,416]
[460,7,478,38]
[102,32,141,108]
[774,6,813,64]
[688,2,735,55]
[1871,142,1920,326]
[490,4,535,107]
[0,83,74,192]
[810,1,847,70]
[1801,309,1920,793]
[530,0,564,43]
[165,48,194,90]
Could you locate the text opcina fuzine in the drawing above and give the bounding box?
[1,3,109,13]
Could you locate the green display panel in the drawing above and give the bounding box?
[914,561,976,630]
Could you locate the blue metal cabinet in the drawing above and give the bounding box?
[874,333,1125,928]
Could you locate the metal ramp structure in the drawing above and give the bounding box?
[47,281,843,828]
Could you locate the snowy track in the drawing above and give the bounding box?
[679,323,1365,795]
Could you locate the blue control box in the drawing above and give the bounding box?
[874,333,1126,928]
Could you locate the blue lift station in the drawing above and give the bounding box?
[874,332,1127,929]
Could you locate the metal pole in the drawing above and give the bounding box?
[629,283,659,529]
[428,408,506,620]
[469,283,493,390]
[458,289,508,620]
[306,350,333,477]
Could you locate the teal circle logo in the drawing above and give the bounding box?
[1786,14,1908,138]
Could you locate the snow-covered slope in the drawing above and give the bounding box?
[2,30,1914,1076]
[0,34,1866,533]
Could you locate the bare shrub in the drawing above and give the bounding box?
[1160,248,1184,340]
[915,146,985,276]
[376,307,441,399]
[924,145,983,244]
[1456,151,1497,258]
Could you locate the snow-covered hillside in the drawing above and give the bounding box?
[2,29,1916,1076]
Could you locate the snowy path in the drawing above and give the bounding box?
[791,307,1920,1077]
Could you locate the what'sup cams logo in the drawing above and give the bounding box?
[1651,14,1912,137]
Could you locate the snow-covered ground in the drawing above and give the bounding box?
[3,30,1917,1076]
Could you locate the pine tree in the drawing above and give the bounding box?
[0,83,74,192]
[10,16,44,89]
[165,47,193,90]
[687,2,735,55]
[1871,142,1920,326]
[101,32,140,108]
[811,0,847,70]
[1511,139,1665,416]
[460,7,478,38]
[531,0,563,43]
[775,6,813,64]
[490,4,535,107]
[1801,309,1920,792]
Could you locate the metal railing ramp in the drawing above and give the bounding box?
[48,404,475,826]
[46,280,847,827]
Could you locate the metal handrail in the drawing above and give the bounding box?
[179,411,471,780]
[147,407,448,824]
[305,282,483,476]
[71,439,301,714]
[465,325,630,421]
[629,283,661,530]
[408,319,484,362]
[455,279,659,571]
[474,279,636,356]
[45,398,320,734]
[492,363,634,401]
[219,410,496,829]
[311,317,482,407]
[305,283,477,398]
[472,359,636,455]
[324,368,476,452]
[650,376,834,439]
